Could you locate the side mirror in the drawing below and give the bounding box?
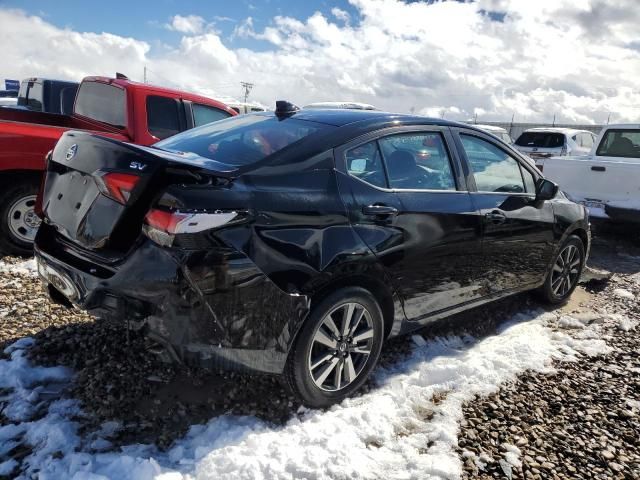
[536,178,559,201]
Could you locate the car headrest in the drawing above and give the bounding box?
[388,150,416,178]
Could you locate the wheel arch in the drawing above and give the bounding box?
[306,273,398,340]
[0,169,42,189]
[569,226,589,250]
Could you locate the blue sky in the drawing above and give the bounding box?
[1,0,638,123]
[2,0,360,50]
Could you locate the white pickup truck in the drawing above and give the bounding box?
[536,124,640,223]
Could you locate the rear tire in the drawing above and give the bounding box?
[0,180,41,257]
[285,287,384,408]
[538,235,585,305]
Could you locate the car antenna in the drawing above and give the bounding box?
[275,100,300,117]
[115,72,129,80]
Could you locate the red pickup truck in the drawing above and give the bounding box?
[0,75,236,255]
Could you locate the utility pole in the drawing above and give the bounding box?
[552,114,556,126]
[607,113,611,124]
[143,66,147,83]
[240,81,254,103]
[473,112,478,124]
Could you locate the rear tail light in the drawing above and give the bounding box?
[34,151,52,219]
[143,208,238,247]
[95,172,141,204]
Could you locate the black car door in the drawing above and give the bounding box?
[335,127,485,323]
[452,129,556,293]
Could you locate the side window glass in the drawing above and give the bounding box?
[345,140,387,188]
[27,82,43,111]
[583,134,594,148]
[147,95,181,140]
[572,134,579,146]
[521,166,536,194]
[378,132,456,190]
[460,134,525,193]
[193,104,231,127]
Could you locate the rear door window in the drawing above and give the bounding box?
[192,104,231,127]
[460,134,527,193]
[147,95,181,139]
[378,132,456,190]
[75,81,126,128]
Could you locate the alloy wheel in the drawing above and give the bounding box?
[308,302,375,392]
[8,195,41,244]
[551,244,581,298]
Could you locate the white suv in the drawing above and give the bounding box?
[514,127,597,160]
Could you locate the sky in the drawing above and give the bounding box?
[0,0,639,124]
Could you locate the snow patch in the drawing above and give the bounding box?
[558,315,587,329]
[0,259,38,277]
[612,288,635,300]
[0,310,613,479]
[611,314,637,332]
[502,443,522,468]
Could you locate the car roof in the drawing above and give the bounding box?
[304,102,378,110]
[257,108,475,129]
[523,127,592,135]
[473,124,507,133]
[604,124,640,130]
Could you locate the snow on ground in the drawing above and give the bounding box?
[0,310,612,480]
[0,258,38,277]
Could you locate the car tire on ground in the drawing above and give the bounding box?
[538,235,585,305]
[285,287,385,408]
[0,180,41,256]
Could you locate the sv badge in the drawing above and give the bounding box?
[130,161,147,171]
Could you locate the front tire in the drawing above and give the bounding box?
[538,235,585,304]
[285,287,384,408]
[0,180,41,256]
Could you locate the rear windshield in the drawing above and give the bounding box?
[74,81,126,128]
[155,114,332,166]
[596,129,640,158]
[515,132,565,148]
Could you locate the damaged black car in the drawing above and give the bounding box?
[34,103,590,407]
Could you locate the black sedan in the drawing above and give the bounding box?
[34,103,590,407]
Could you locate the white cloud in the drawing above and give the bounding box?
[331,7,351,24]
[166,14,206,35]
[1,1,639,123]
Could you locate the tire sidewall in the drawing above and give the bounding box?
[0,181,40,256]
[289,287,384,408]
[543,235,585,304]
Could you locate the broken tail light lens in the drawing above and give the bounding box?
[35,151,52,219]
[143,208,238,247]
[95,172,140,204]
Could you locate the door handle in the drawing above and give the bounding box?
[485,210,507,224]
[591,166,606,172]
[362,204,399,216]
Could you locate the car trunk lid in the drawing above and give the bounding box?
[41,131,237,255]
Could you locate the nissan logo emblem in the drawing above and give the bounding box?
[66,144,78,161]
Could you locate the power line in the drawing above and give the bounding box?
[240,81,254,103]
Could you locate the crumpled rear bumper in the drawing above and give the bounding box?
[34,232,310,374]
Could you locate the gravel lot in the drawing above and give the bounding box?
[0,225,638,479]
